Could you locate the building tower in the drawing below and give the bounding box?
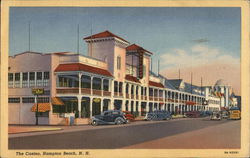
[84,30,130,82]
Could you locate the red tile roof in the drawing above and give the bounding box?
[55,63,113,77]
[125,75,141,83]
[84,30,129,43]
[149,81,164,88]
[126,44,153,55]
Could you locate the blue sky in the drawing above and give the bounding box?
[9,7,240,72]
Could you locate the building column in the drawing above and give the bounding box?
[122,99,126,111]
[101,78,104,96]
[90,97,93,117]
[77,96,81,118]
[100,98,104,113]
[90,76,94,95]
[78,73,82,94]
[138,101,142,116]
[110,99,114,110]
[34,72,37,87]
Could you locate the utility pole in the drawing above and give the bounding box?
[28,21,31,52]
[191,72,193,94]
[35,94,39,125]
[158,59,160,76]
[178,69,180,80]
[201,77,203,95]
[77,24,79,54]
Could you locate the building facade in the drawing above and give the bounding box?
[8,30,235,125]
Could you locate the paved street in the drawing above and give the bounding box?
[9,118,240,149]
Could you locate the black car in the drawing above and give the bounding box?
[91,110,127,126]
[144,110,172,121]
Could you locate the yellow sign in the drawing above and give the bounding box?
[93,98,101,103]
[32,88,45,95]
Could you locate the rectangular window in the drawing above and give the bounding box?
[22,72,28,81]
[22,97,35,103]
[44,72,49,79]
[37,72,42,80]
[15,73,20,81]
[8,73,13,81]
[119,82,123,92]
[103,79,109,91]
[8,97,20,103]
[29,72,35,80]
[117,56,121,70]
[37,97,50,103]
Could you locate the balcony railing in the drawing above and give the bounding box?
[81,88,91,94]
[136,95,139,100]
[119,92,123,97]
[154,97,159,101]
[114,92,118,96]
[144,96,147,100]
[93,89,102,96]
[131,94,134,99]
[57,88,79,94]
[159,97,163,101]
[103,91,111,97]
[126,93,129,99]
[149,96,153,101]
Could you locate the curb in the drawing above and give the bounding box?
[9,128,63,134]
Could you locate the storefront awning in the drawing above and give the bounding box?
[51,97,65,106]
[31,103,51,112]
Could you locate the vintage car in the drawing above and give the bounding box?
[200,111,213,117]
[122,111,135,123]
[91,110,127,126]
[144,110,172,121]
[221,110,229,119]
[185,111,200,118]
[228,107,241,120]
[210,111,222,120]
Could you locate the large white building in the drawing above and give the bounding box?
[8,30,237,125]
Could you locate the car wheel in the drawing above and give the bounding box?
[115,118,123,125]
[126,119,130,124]
[92,120,98,126]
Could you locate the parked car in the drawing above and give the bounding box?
[199,111,213,117]
[185,111,200,118]
[228,107,241,120]
[122,111,135,123]
[144,110,172,121]
[210,111,221,120]
[221,110,229,119]
[91,110,127,126]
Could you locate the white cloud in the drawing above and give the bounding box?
[160,44,240,69]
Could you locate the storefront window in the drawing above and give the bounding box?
[81,97,90,118]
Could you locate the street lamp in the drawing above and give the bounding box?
[32,88,44,125]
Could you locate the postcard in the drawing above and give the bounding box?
[1,0,249,157]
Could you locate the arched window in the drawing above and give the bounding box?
[117,56,121,70]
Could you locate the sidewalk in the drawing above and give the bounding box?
[9,126,63,134]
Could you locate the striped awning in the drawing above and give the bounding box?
[51,97,64,106]
[31,103,51,112]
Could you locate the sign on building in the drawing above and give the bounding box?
[32,88,45,95]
